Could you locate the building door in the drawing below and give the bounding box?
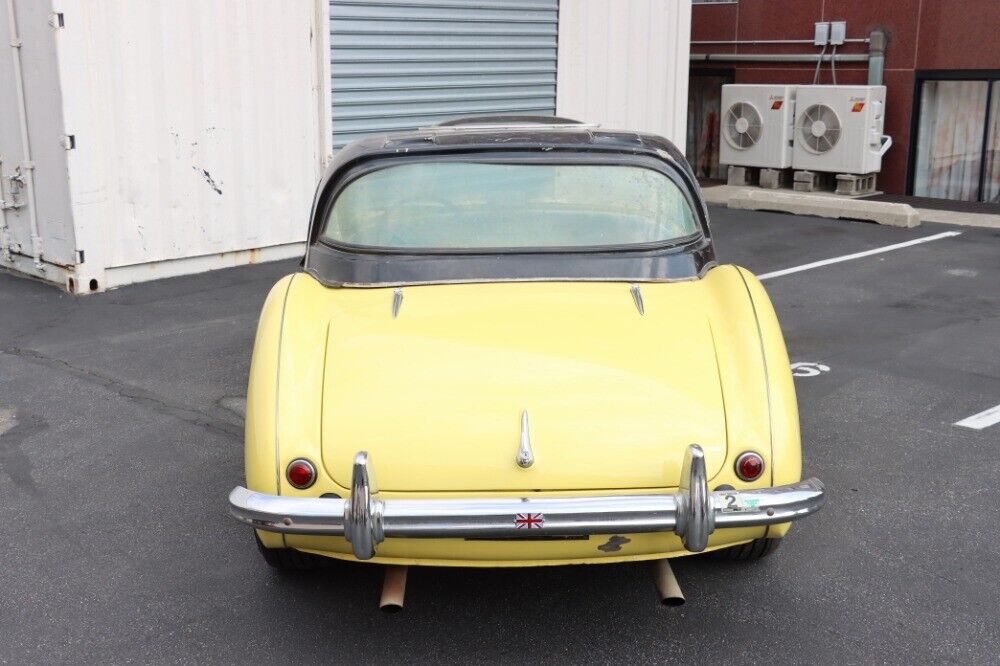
[910,73,1000,203]
[687,71,733,180]
[329,0,559,149]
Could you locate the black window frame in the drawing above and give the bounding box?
[316,153,706,256]
[906,69,1000,202]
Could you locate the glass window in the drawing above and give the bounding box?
[687,75,730,180]
[983,81,1000,204]
[913,80,989,202]
[322,162,698,251]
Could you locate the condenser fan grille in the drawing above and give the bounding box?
[798,104,842,153]
[723,102,763,149]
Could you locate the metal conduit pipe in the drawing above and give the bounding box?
[692,38,869,45]
[5,0,43,269]
[691,27,887,86]
[0,158,9,263]
[690,53,870,63]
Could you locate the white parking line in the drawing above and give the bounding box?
[955,404,1000,430]
[758,231,963,281]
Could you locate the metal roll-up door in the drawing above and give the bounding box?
[330,0,559,148]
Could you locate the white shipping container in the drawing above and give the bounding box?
[556,0,692,152]
[0,0,331,292]
[1,0,691,293]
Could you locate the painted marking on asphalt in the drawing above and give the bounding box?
[955,404,1000,430]
[791,362,830,377]
[0,408,16,436]
[758,231,963,281]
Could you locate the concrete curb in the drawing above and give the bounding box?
[914,208,1000,229]
[726,189,921,228]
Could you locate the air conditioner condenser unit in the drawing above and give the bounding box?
[792,85,891,175]
[720,84,797,169]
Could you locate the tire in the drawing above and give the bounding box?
[711,537,781,561]
[253,531,326,571]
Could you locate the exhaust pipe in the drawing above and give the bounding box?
[379,565,407,612]
[652,559,685,606]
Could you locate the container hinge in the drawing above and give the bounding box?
[49,12,65,29]
[3,169,26,209]
[61,134,76,150]
[0,228,10,263]
[76,249,85,264]
[31,234,43,267]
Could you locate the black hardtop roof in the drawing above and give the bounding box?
[303,116,713,287]
[322,115,693,184]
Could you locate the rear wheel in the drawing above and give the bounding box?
[712,537,781,561]
[253,531,326,571]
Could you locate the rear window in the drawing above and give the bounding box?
[321,162,698,251]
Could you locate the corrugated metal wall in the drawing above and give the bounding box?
[556,0,692,151]
[330,0,559,148]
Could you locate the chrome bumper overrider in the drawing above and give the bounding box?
[228,444,825,560]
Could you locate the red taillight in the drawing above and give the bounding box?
[735,452,765,482]
[286,459,316,489]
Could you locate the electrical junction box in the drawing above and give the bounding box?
[814,22,830,46]
[830,21,847,46]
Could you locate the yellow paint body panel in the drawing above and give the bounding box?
[244,265,802,565]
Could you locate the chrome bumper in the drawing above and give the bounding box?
[229,444,825,560]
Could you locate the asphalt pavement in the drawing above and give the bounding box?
[1,207,997,664]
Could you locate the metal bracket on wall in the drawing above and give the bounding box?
[5,167,27,209]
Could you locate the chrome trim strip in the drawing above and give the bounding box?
[630,283,645,315]
[228,445,825,560]
[421,123,602,132]
[516,410,534,468]
[391,288,403,318]
[273,274,296,512]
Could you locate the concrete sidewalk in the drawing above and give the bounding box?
[704,184,1000,229]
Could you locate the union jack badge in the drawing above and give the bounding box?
[514,513,544,529]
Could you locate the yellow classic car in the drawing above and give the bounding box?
[228,116,824,577]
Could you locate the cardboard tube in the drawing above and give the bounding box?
[379,565,407,612]
[652,559,685,606]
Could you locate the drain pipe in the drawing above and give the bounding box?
[379,565,408,612]
[5,0,43,269]
[652,559,685,606]
[867,29,887,86]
